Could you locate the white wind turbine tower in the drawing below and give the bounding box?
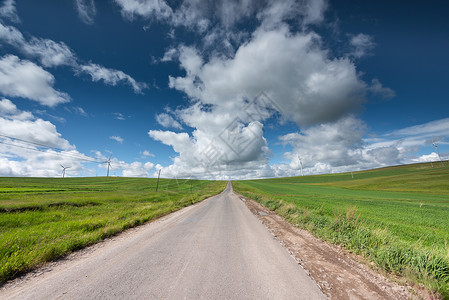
[106,155,112,177]
[297,154,304,176]
[432,140,443,164]
[60,164,70,178]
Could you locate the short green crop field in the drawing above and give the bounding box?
[233,162,449,298]
[0,177,226,283]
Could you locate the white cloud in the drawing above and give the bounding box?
[277,117,449,175]
[171,0,258,31]
[0,55,71,106]
[114,0,328,36]
[147,23,391,179]
[302,0,328,25]
[259,0,328,29]
[114,0,326,59]
[0,0,19,23]
[273,117,423,176]
[411,152,441,164]
[122,161,154,177]
[0,98,33,120]
[25,38,77,68]
[72,106,88,117]
[349,33,375,58]
[388,118,449,138]
[79,63,148,94]
[170,27,366,127]
[141,150,154,157]
[367,78,395,99]
[114,0,330,68]
[148,116,271,180]
[74,0,97,25]
[114,0,252,31]
[0,98,72,149]
[278,116,367,175]
[156,113,182,129]
[160,47,177,62]
[113,112,126,120]
[365,146,401,166]
[149,130,191,153]
[0,98,18,114]
[0,22,77,68]
[0,21,22,44]
[113,0,173,21]
[363,118,449,157]
[110,136,124,143]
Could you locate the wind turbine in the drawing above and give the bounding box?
[297,155,304,176]
[432,140,443,164]
[60,164,70,178]
[106,155,112,177]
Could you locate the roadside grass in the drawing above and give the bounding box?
[0,177,226,284]
[233,162,449,298]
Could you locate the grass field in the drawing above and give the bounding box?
[0,177,226,284]
[233,162,449,298]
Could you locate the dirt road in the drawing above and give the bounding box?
[0,183,325,299]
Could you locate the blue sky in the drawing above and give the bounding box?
[0,0,448,179]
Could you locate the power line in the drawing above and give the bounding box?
[0,139,54,154]
[0,133,68,152]
[0,134,101,163]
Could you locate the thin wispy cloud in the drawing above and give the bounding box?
[156,113,182,129]
[113,112,126,120]
[349,33,375,58]
[110,136,124,143]
[141,150,155,157]
[79,63,148,94]
[0,0,20,23]
[74,0,97,25]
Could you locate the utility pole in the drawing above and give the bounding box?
[155,169,161,192]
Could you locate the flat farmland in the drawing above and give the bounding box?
[233,162,449,298]
[0,177,226,283]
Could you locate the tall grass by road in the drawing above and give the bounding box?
[233,162,449,298]
[0,177,226,284]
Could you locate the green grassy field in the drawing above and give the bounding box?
[0,177,226,284]
[233,162,449,298]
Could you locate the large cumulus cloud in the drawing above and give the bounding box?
[149,24,373,179]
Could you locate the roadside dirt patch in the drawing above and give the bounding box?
[238,194,427,299]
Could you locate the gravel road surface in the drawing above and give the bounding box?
[0,182,325,299]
